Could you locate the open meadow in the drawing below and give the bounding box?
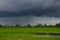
[0,27,60,40]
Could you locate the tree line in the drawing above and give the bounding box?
[0,23,60,28]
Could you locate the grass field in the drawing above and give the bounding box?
[0,27,60,40]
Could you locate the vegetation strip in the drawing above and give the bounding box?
[36,33,60,36]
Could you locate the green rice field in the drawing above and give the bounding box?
[0,27,60,40]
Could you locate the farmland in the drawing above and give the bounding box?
[0,27,60,40]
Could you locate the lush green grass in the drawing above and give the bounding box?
[0,34,60,40]
[0,27,60,34]
[0,27,60,40]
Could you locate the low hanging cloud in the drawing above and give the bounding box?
[0,16,60,26]
[19,16,60,26]
[0,0,60,17]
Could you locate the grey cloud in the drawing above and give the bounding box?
[19,16,60,26]
[0,17,19,26]
[0,0,60,17]
[0,0,59,12]
[0,16,60,26]
[0,0,60,25]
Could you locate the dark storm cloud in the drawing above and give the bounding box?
[1,16,60,26]
[0,0,60,17]
[0,11,20,17]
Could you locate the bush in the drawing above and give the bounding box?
[0,25,3,27]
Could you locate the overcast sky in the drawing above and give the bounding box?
[0,0,60,25]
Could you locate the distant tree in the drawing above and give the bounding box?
[48,25,53,27]
[44,24,47,27]
[36,24,39,27]
[34,25,37,27]
[55,23,60,27]
[27,24,31,27]
[36,24,42,27]
[55,23,58,27]
[0,25,3,27]
[10,26,14,27]
[4,24,9,27]
[58,23,60,26]
[39,24,42,27]
[15,24,20,27]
